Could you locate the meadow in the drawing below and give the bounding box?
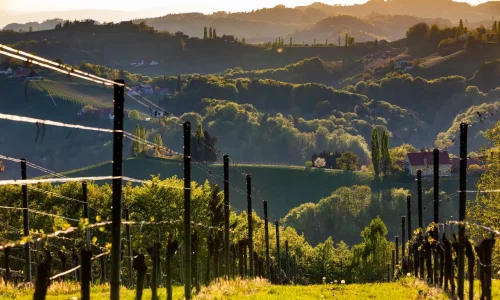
[0,278,466,300]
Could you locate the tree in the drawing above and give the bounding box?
[314,38,316,46]
[389,143,418,174]
[128,110,141,120]
[325,39,328,46]
[493,21,498,33]
[204,27,208,39]
[154,134,163,147]
[348,36,355,46]
[203,130,218,163]
[194,124,205,161]
[242,37,246,44]
[213,28,217,39]
[314,157,326,168]
[336,152,358,171]
[338,36,341,46]
[380,130,391,175]
[406,22,430,44]
[29,26,33,32]
[467,121,500,261]
[133,124,141,156]
[181,38,186,50]
[209,27,213,39]
[290,37,292,47]
[345,33,349,47]
[140,127,147,153]
[371,128,381,175]
[154,134,163,156]
[351,217,391,282]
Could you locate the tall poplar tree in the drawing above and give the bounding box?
[140,127,147,153]
[371,128,381,175]
[204,27,208,39]
[133,124,141,156]
[380,129,391,175]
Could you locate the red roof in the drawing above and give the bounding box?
[406,151,451,166]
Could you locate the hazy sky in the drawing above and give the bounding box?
[0,0,494,14]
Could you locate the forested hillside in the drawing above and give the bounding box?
[1,5,500,256]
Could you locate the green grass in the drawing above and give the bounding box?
[0,278,464,300]
[2,277,499,299]
[63,156,479,220]
[62,157,383,218]
[0,281,185,300]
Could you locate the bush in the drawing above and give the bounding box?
[468,164,483,173]
[128,110,141,120]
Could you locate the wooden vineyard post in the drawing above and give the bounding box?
[166,237,179,300]
[81,249,92,300]
[457,123,468,299]
[247,174,254,278]
[402,216,406,269]
[133,254,147,300]
[33,252,52,300]
[407,195,412,273]
[395,236,399,266]
[264,200,271,281]
[110,79,125,300]
[20,158,32,283]
[4,247,10,283]
[433,149,440,285]
[275,221,281,285]
[391,249,395,280]
[223,155,230,279]
[72,248,79,282]
[183,122,192,300]
[285,240,289,284]
[58,250,66,281]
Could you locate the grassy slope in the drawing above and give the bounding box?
[63,157,478,220]
[0,77,156,179]
[12,278,498,299]
[1,29,377,77]
[63,157,376,217]
[0,282,185,300]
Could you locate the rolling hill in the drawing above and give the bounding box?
[59,156,479,245]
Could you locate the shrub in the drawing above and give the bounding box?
[128,110,141,120]
[468,164,483,173]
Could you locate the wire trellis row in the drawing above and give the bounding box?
[0,44,170,115]
[0,217,247,251]
[0,44,283,297]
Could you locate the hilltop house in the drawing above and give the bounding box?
[404,151,452,177]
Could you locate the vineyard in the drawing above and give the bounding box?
[0,44,499,300]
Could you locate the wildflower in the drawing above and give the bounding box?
[322,276,326,284]
[341,280,346,284]
[407,273,411,277]
[334,280,338,284]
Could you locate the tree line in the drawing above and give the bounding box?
[0,175,400,284]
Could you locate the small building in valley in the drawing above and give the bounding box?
[404,151,452,177]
